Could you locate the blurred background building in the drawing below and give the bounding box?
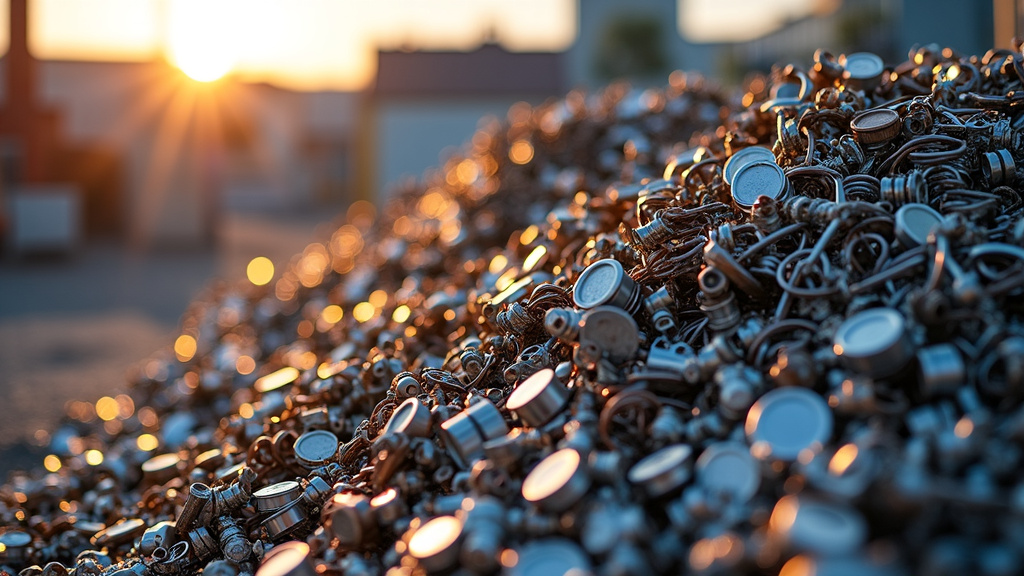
[0,0,1012,252]
[0,0,1018,473]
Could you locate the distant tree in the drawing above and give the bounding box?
[594,15,669,82]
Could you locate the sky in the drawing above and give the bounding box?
[0,0,820,91]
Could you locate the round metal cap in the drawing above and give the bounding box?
[256,541,317,576]
[833,307,913,378]
[253,480,302,512]
[382,398,432,438]
[627,444,693,498]
[895,203,942,248]
[439,411,485,469]
[507,538,594,576]
[573,259,640,313]
[292,429,339,469]
[408,515,464,573]
[141,453,181,485]
[262,499,308,540]
[466,398,510,441]
[850,108,900,146]
[522,448,591,512]
[0,530,32,549]
[193,448,225,471]
[770,495,867,555]
[507,369,571,428]
[578,306,640,365]
[324,493,374,547]
[723,145,775,185]
[731,161,790,209]
[746,387,833,462]
[91,518,146,547]
[840,52,884,90]
[695,442,760,503]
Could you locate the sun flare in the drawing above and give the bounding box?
[168,0,238,82]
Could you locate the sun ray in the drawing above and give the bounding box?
[132,77,199,250]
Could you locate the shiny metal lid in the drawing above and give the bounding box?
[895,203,942,248]
[292,429,339,469]
[522,448,591,512]
[407,515,464,572]
[255,541,317,576]
[746,387,833,462]
[627,444,693,498]
[506,538,594,576]
[731,161,791,209]
[507,368,570,428]
[578,306,641,365]
[695,442,760,502]
[253,480,302,512]
[381,397,432,438]
[769,495,867,555]
[572,259,641,313]
[262,498,308,540]
[723,145,776,186]
[850,108,901,146]
[833,307,913,378]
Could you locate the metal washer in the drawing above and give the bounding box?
[746,387,833,462]
[292,429,339,469]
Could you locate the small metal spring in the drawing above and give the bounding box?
[781,195,841,225]
[843,174,881,202]
[494,302,540,335]
[620,217,675,255]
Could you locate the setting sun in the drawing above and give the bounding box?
[168,0,237,82]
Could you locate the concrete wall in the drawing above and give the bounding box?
[374,97,533,198]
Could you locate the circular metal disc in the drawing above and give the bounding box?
[731,161,789,209]
[842,52,884,80]
[522,448,589,511]
[141,453,181,474]
[850,108,901,145]
[382,397,431,437]
[773,496,867,555]
[253,480,301,513]
[746,387,833,461]
[293,430,339,468]
[255,541,312,576]
[408,515,463,572]
[895,203,942,248]
[508,538,593,576]
[508,369,556,411]
[579,306,640,364]
[91,518,146,547]
[0,530,32,548]
[507,368,569,427]
[695,442,760,502]
[627,444,692,497]
[850,108,899,131]
[833,307,910,377]
[724,145,776,185]
[573,259,626,309]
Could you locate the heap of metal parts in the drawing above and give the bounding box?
[5,43,1024,576]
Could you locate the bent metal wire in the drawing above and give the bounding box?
[3,42,1024,576]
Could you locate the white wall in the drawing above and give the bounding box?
[375,97,525,198]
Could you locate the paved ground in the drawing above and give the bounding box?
[0,206,347,478]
